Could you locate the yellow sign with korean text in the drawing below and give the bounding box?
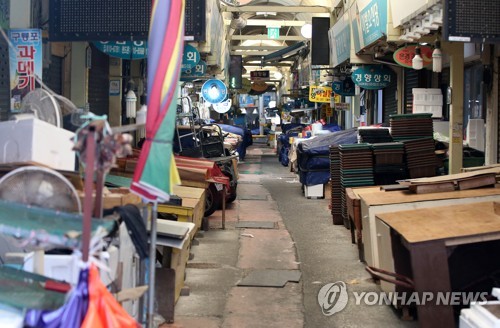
[309,85,332,103]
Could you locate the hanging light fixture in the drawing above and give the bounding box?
[301,23,312,39]
[125,90,137,118]
[432,40,442,73]
[412,46,424,70]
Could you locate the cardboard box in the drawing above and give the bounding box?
[78,187,142,210]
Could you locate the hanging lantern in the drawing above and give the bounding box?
[412,46,424,70]
[432,40,442,73]
[136,104,147,139]
[125,89,137,118]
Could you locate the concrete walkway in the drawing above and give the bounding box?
[163,147,303,328]
[162,145,416,328]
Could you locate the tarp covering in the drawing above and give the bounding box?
[297,128,358,186]
[217,124,252,160]
[0,199,116,249]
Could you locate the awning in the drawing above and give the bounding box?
[261,41,308,64]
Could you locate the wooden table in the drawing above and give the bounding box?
[376,201,500,328]
[355,187,500,268]
[157,185,205,234]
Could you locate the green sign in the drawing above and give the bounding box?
[349,0,388,53]
[267,27,280,40]
[351,65,393,90]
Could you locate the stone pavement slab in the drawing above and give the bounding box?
[238,229,299,270]
[222,284,303,328]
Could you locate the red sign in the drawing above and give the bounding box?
[393,45,433,68]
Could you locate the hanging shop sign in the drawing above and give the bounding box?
[251,81,269,93]
[250,70,270,81]
[9,29,42,111]
[335,102,350,111]
[309,85,333,103]
[393,45,433,68]
[332,76,356,96]
[351,65,393,90]
[349,0,388,54]
[329,10,351,67]
[181,44,200,72]
[213,98,232,114]
[181,60,207,81]
[93,41,148,59]
[201,79,227,104]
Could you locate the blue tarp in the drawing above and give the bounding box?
[297,128,358,186]
[218,124,252,161]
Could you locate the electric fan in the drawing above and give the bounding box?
[0,166,82,213]
[17,88,62,128]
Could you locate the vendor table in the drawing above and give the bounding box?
[376,201,500,328]
[157,185,205,233]
[353,187,500,269]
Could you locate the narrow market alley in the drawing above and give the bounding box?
[164,144,417,328]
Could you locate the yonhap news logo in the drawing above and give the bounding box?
[317,281,489,316]
[317,281,349,316]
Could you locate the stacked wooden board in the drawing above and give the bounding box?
[339,144,374,229]
[329,146,342,225]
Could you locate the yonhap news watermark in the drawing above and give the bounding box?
[317,281,489,316]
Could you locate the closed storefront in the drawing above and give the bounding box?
[0,36,9,120]
[382,77,397,123]
[88,44,109,117]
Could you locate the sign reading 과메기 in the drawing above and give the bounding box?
[351,65,393,90]
[9,29,42,111]
[309,85,332,103]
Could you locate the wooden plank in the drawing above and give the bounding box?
[172,185,205,199]
[398,167,500,185]
[457,174,496,190]
[155,268,176,323]
[361,187,500,206]
[408,182,455,194]
[376,201,500,243]
[409,241,455,328]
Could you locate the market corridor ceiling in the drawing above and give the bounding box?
[221,0,339,73]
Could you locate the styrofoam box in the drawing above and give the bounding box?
[413,104,442,118]
[0,118,75,170]
[460,301,500,328]
[305,184,324,199]
[413,88,443,105]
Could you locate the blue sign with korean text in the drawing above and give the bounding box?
[93,41,148,59]
[330,10,350,67]
[349,0,387,53]
[182,44,200,72]
[351,65,393,90]
[332,76,356,96]
[201,79,228,104]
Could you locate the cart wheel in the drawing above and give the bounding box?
[226,184,238,203]
[227,190,237,203]
[204,184,222,217]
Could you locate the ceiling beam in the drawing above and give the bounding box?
[231,50,275,56]
[244,63,292,67]
[224,19,307,27]
[232,45,287,51]
[223,6,330,13]
[229,34,306,41]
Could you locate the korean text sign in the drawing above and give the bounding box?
[309,85,333,103]
[9,29,42,111]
